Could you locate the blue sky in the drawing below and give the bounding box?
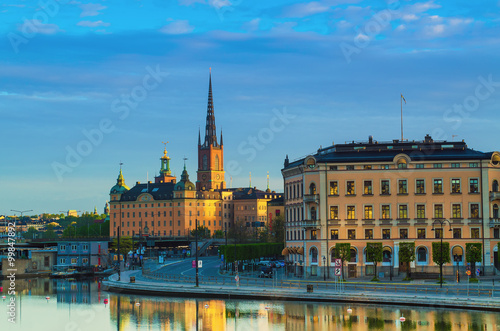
[1,0,500,216]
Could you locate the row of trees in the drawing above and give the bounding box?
[219,243,284,263]
[334,242,485,281]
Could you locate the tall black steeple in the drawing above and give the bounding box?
[203,68,218,148]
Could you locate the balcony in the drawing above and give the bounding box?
[468,218,482,225]
[489,191,500,201]
[489,218,500,227]
[303,194,319,203]
[300,219,321,229]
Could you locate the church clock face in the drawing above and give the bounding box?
[202,174,207,180]
[216,174,220,180]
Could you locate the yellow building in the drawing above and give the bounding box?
[109,72,282,239]
[282,135,500,278]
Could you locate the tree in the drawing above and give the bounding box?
[399,242,415,280]
[432,242,450,284]
[110,237,134,258]
[366,243,383,281]
[466,243,482,279]
[22,227,39,239]
[263,215,285,243]
[42,225,58,239]
[191,225,210,239]
[335,243,351,280]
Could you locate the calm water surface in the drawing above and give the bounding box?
[0,278,499,330]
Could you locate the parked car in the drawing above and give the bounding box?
[258,267,273,278]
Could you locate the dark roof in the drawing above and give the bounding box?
[284,135,493,170]
[228,187,282,200]
[119,182,175,201]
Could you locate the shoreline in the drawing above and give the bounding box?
[102,271,500,312]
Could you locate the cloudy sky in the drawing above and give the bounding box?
[1,0,500,216]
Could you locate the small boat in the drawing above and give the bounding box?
[94,268,116,276]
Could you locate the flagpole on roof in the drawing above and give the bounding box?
[401,93,406,142]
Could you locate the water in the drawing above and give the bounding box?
[1,278,499,330]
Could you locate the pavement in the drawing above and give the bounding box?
[102,260,500,312]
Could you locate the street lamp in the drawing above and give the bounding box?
[195,218,199,287]
[322,256,326,281]
[454,254,460,283]
[224,223,228,272]
[12,209,33,239]
[144,225,149,258]
[432,219,452,288]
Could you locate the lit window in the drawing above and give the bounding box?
[381,180,390,194]
[346,181,355,195]
[330,206,338,219]
[416,179,425,194]
[433,179,443,193]
[330,181,338,195]
[364,180,373,195]
[398,180,408,194]
[348,229,356,240]
[398,205,408,219]
[347,206,356,219]
[417,229,426,239]
[434,204,443,218]
[331,229,339,240]
[471,228,480,239]
[365,229,373,239]
[382,229,390,239]
[451,179,461,193]
[400,229,408,239]
[452,204,461,218]
[469,179,479,193]
[381,205,390,219]
[470,204,479,218]
[416,205,425,219]
[364,205,373,219]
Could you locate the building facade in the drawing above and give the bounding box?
[282,135,500,278]
[109,72,282,239]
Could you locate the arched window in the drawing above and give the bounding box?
[202,155,208,170]
[452,246,463,263]
[493,204,499,219]
[350,248,357,263]
[310,207,316,221]
[493,180,499,192]
[417,247,427,262]
[383,247,392,263]
[330,248,337,263]
[309,183,316,195]
[215,155,219,171]
[310,247,318,263]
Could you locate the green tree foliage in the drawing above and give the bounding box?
[190,225,210,239]
[213,230,224,239]
[466,243,482,279]
[219,243,283,263]
[366,242,383,280]
[110,237,134,257]
[335,243,351,280]
[432,242,451,265]
[399,242,415,280]
[259,215,285,244]
[22,227,39,239]
[61,219,109,238]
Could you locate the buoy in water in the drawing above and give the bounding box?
[204,304,209,308]
[45,296,50,300]
[104,299,109,305]
[2,296,6,299]
[400,316,406,322]
[347,308,352,314]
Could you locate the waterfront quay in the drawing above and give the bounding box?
[103,260,500,312]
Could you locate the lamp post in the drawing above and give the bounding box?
[454,254,460,283]
[144,225,149,258]
[224,223,228,272]
[322,256,326,281]
[195,218,199,287]
[432,219,452,288]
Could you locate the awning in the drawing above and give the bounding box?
[297,247,304,255]
[281,247,289,256]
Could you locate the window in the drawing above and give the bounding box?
[381,180,390,194]
[381,165,390,170]
[365,229,373,239]
[493,180,499,192]
[400,229,408,239]
[494,204,499,218]
[434,228,443,239]
[433,163,442,168]
[310,207,317,220]
[398,180,408,194]
[330,166,338,170]
[416,164,425,169]
[71,258,77,264]
[382,229,390,239]
[364,165,372,170]
[82,244,88,251]
[470,204,479,218]
[60,245,66,251]
[310,247,318,263]
[451,163,460,168]
[347,229,356,240]
[451,178,461,193]
[82,258,88,264]
[346,165,354,170]
[71,245,77,251]
[363,180,372,195]
[202,155,208,170]
[347,206,356,219]
[469,178,479,193]
[364,205,373,219]
[434,204,443,218]
[417,247,427,262]
[350,248,357,262]
[398,205,408,219]
[452,204,461,219]
[494,228,499,239]
[60,258,66,264]
[331,229,339,240]
[381,205,390,219]
[330,181,338,195]
[346,181,355,195]
[417,228,426,239]
[330,206,338,219]
[416,205,426,219]
[471,228,480,239]
[383,248,392,263]
[469,162,479,168]
[398,162,407,169]
[453,228,462,239]
[309,183,316,195]
[311,230,317,240]
[415,179,425,194]
[433,179,443,193]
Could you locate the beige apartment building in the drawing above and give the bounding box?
[282,135,500,278]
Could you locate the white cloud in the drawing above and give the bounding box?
[159,20,195,34]
[18,20,61,35]
[242,18,261,31]
[79,3,107,17]
[402,14,418,22]
[77,20,111,27]
[209,0,232,9]
[283,1,330,18]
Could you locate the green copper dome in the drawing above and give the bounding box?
[174,165,195,191]
[110,169,130,194]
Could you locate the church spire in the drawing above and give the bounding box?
[203,68,218,148]
[220,128,223,146]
